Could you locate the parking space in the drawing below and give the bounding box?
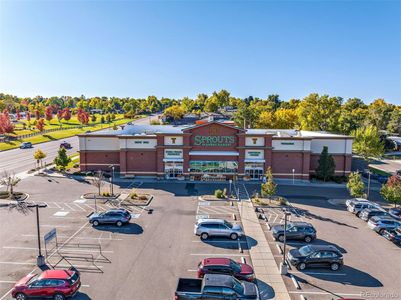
[257,197,401,300]
[0,179,255,299]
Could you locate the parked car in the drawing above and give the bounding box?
[359,208,389,221]
[197,257,255,282]
[11,268,80,300]
[389,208,401,220]
[175,274,259,300]
[59,141,72,149]
[368,216,401,234]
[345,198,368,208]
[88,209,131,227]
[382,227,401,245]
[194,219,243,240]
[271,222,316,243]
[287,244,343,271]
[347,201,382,217]
[19,142,33,149]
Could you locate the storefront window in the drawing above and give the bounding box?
[189,161,238,174]
[245,162,264,180]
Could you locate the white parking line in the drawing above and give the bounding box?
[74,203,86,211]
[21,234,123,241]
[190,253,249,257]
[191,240,248,244]
[2,246,114,253]
[64,203,76,211]
[52,202,62,208]
[41,224,70,228]
[0,281,16,284]
[289,291,361,296]
[290,271,346,276]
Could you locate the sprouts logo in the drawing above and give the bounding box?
[194,135,235,147]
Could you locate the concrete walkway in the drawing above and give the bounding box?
[239,200,291,300]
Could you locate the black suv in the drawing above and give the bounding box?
[272,222,316,243]
[287,245,343,271]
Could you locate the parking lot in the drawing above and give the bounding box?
[0,177,252,299]
[257,196,401,300]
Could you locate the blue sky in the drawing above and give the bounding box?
[0,0,400,104]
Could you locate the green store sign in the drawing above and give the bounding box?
[194,136,235,147]
[165,150,182,156]
[248,151,262,157]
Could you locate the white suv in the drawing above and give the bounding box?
[194,219,243,240]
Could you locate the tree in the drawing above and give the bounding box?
[315,146,336,181]
[204,96,219,113]
[34,149,47,168]
[164,105,185,120]
[261,167,277,199]
[100,115,105,123]
[274,108,298,129]
[105,114,111,123]
[91,114,97,122]
[62,107,71,120]
[387,108,401,135]
[366,99,393,130]
[297,93,342,131]
[0,171,21,199]
[234,105,257,128]
[45,106,53,121]
[56,109,63,123]
[347,172,365,198]
[26,111,31,122]
[77,108,89,125]
[338,98,367,134]
[0,109,15,133]
[90,170,105,195]
[380,175,401,207]
[34,109,40,120]
[16,110,21,121]
[54,148,71,171]
[352,125,384,161]
[36,118,45,131]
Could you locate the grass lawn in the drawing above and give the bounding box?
[11,114,127,136]
[369,166,392,176]
[0,116,140,151]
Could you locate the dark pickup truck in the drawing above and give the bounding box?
[174,274,259,300]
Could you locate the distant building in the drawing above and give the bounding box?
[78,121,352,180]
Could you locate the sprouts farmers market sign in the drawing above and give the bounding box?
[194,135,235,147]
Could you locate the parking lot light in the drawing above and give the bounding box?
[27,203,48,267]
[108,165,115,196]
[280,210,291,275]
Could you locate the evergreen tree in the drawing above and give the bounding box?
[347,172,365,198]
[315,146,335,181]
[261,167,277,199]
[54,148,71,171]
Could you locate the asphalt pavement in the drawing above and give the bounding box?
[0,115,158,175]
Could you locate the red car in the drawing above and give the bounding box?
[11,268,80,300]
[197,257,255,282]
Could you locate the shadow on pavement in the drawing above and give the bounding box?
[295,265,383,287]
[255,279,275,300]
[200,236,258,250]
[92,223,143,234]
[72,292,92,299]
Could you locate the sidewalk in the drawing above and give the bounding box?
[239,200,291,300]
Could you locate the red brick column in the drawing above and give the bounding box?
[237,134,246,176]
[156,135,165,177]
[183,133,191,176]
[302,151,311,179]
[119,150,127,176]
[79,151,87,171]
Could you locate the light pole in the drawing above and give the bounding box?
[27,203,47,267]
[280,210,291,275]
[109,165,115,196]
[292,169,295,185]
[367,170,371,200]
[229,179,232,196]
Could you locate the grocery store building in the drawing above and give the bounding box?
[78,121,353,180]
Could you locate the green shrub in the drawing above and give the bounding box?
[214,189,224,199]
[130,193,137,199]
[278,197,288,206]
[102,192,110,197]
[139,195,148,200]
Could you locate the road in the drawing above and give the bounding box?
[0,114,159,175]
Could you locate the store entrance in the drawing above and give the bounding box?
[245,168,264,180]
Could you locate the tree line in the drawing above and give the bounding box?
[1,91,400,136]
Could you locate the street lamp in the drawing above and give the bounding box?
[367,170,371,200]
[229,179,232,196]
[292,169,295,185]
[280,209,291,275]
[27,203,48,267]
[108,165,115,196]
